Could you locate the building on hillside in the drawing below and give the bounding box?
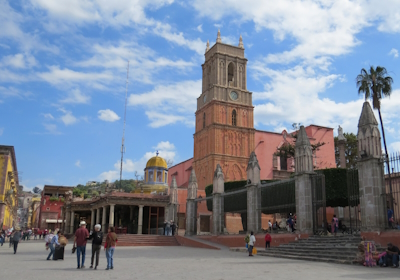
[63,155,177,235]
[86,181,98,186]
[167,32,336,233]
[0,145,19,230]
[38,185,74,230]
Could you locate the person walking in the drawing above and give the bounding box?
[331,215,339,237]
[0,230,5,246]
[12,227,22,254]
[47,231,61,260]
[165,221,170,236]
[88,224,103,270]
[73,221,90,269]
[104,226,118,270]
[171,221,176,236]
[248,231,256,257]
[264,232,271,250]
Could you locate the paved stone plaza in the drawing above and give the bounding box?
[0,241,399,280]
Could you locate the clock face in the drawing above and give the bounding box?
[230,91,238,100]
[203,94,207,103]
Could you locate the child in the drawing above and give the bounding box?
[265,233,271,249]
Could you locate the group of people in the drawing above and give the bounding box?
[72,221,118,270]
[163,220,177,236]
[0,227,23,254]
[268,214,297,233]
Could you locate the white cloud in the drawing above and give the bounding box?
[42,113,54,119]
[98,109,120,122]
[74,41,195,84]
[99,141,176,181]
[390,142,400,153]
[129,80,200,127]
[0,53,37,69]
[59,109,78,125]
[197,24,203,32]
[0,1,58,53]
[60,89,91,104]
[389,48,399,58]
[38,66,114,88]
[75,160,81,167]
[43,123,61,135]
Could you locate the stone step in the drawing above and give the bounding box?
[230,248,356,265]
[101,235,179,247]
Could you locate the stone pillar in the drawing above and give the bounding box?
[169,176,178,222]
[65,209,71,234]
[186,169,198,236]
[102,206,107,233]
[109,204,115,228]
[138,205,144,234]
[247,152,261,233]
[338,125,347,168]
[357,101,386,231]
[96,208,100,224]
[70,210,75,234]
[90,209,95,230]
[212,164,224,235]
[295,126,314,234]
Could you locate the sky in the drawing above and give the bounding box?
[1,0,400,191]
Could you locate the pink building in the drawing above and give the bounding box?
[168,124,336,231]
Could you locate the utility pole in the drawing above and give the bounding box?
[119,61,129,189]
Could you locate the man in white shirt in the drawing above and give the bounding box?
[248,231,256,256]
[268,220,272,232]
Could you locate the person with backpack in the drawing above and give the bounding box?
[264,232,272,249]
[47,231,60,260]
[88,224,103,270]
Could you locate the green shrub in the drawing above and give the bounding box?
[49,196,58,202]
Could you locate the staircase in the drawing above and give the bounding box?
[103,234,180,247]
[233,235,383,265]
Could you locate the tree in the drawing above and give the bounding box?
[32,186,42,194]
[334,132,358,168]
[356,66,393,159]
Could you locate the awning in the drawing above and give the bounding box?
[45,219,65,223]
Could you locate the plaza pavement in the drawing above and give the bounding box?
[0,240,399,280]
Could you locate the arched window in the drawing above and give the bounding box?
[232,109,237,126]
[228,62,234,83]
[203,112,206,129]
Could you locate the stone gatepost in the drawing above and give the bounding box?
[212,164,224,235]
[338,125,347,168]
[247,151,261,233]
[185,169,198,235]
[357,101,386,231]
[295,125,315,234]
[168,176,178,223]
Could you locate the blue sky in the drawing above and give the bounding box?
[1,0,400,191]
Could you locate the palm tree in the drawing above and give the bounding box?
[356,66,394,214]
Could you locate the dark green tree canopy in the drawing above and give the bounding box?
[334,132,358,168]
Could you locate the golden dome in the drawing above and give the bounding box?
[146,156,168,169]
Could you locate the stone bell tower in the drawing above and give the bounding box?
[193,31,255,191]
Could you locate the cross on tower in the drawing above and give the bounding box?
[156,150,159,156]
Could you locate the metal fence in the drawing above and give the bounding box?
[346,168,361,233]
[384,152,400,227]
[221,187,248,234]
[259,179,296,233]
[311,174,327,235]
